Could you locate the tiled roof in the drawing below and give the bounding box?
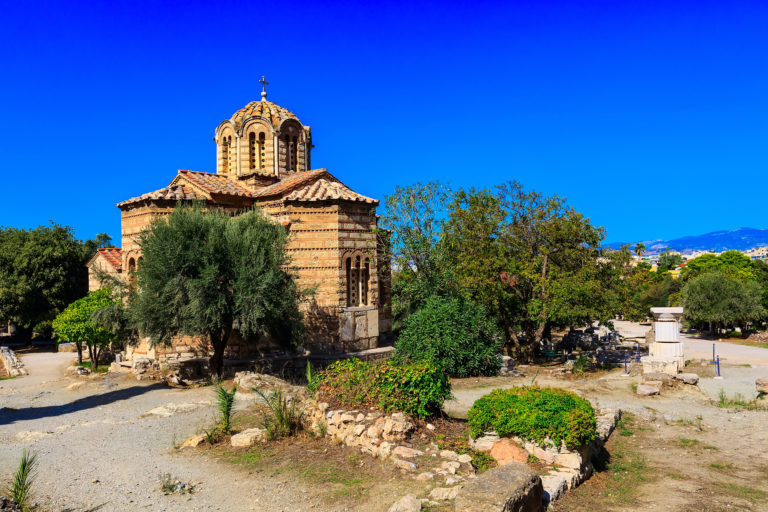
[254,169,328,199]
[284,178,378,204]
[117,184,203,208]
[230,100,300,130]
[177,170,255,198]
[89,247,123,271]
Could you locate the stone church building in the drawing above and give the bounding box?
[88,86,391,362]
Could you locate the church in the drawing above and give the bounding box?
[87,80,392,363]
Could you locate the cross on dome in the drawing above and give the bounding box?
[259,75,269,101]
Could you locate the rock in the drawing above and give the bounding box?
[429,486,461,500]
[471,433,501,451]
[230,428,266,447]
[441,461,461,474]
[366,425,383,438]
[353,424,366,436]
[426,423,436,430]
[379,442,393,458]
[393,446,424,459]
[109,362,122,373]
[673,373,700,385]
[553,452,582,470]
[181,434,206,448]
[440,449,459,461]
[387,494,421,512]
[636,384,660,396]
[490,438,529,465]
[76,366,91,376]
[340,413,356,423]
[392,458,417,472]
[541,474,568,505]
[416,472,435,481]
[757,377,768,394]
[458,453,473,464]
[445,475,464,485]
[642,372,674,387]
[454,463,544,512]
[0,496,22,512]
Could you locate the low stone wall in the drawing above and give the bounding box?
[471,407,620,507]
[0,346,28,377]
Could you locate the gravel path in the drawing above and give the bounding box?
[0,353,339,511]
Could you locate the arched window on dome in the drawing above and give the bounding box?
[258,132,266,169]
[248,132,256,170]
[221,135,232,174]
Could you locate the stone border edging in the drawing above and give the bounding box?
[0,346,27,377]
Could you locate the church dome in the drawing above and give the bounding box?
[230,100,300,131]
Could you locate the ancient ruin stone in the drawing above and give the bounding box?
[392,458,417,472]
[636,384,660,396]
[454,463,544,512]
[230,428,266,447]
[673,373,700,385]
[490,439,528,465]
[393,446,423,459]
[541,474,568,505]
[428,486,461,500]
[471,433,500,451]
[387,494,421,512]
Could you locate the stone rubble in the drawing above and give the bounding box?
[1,346,28,376]
[756,377,768,395]
[230,427,267,448]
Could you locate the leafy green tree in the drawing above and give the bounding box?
[442,181,605,359]
[130,206,304,378]
[0,224,91,339]
[634,242,645,258]
[52,288,119,369]
[682,251,755,281]
[395,295,502,377]
[682,272,766,333]
[379,182,454,328]
[657,250,683,272]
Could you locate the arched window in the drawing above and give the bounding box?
[128,258,136,273]
[345,257,353,307]
[259,132,266,169]
[362,258,370,305]
[249,132,256,169]
[222,135,231,173]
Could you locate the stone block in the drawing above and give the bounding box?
[440,450,459,461]
[636,384,660,396]
[230,428,266,447]
[454,463,543,512]
[490,438,528,465]
[757,377,768,394]
[387,494,422,512]
[641,356,679,376]
[541,474,568,505]
[340,312,355,342]
[428,486,461,500]
[393,446,423,459]
[392,458,417,472]
[674,373,700,385]
[354,314,368,339]
[471,434,500,451]
[366,308,379,337]
[552,452,582,470]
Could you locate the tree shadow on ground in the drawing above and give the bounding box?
[0,383,165,425]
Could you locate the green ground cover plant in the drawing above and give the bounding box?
[315,358,450,418]
[467,386,596,448]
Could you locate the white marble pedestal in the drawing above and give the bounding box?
[641,307,684,375]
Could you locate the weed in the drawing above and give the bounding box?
[572,355,590,376]
[318,420,328,437]
[203,427,223,444]
[679,438,700,448]
[718,389,766,410]
[11,448,38,511]
[214,381,237,434]
[710,463,735,471]
[617,415,635,437]
[0,375,16,381]
[467,449,496,472]
[666,472,686,480]
[229,447,271,466]
[717,482,767,501]
[527,454,540,464]
[159,473,195,495]
[703,445,718,451]
[254,387,302,440]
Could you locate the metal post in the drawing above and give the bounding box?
[624,352,628,374]
[710,343,716,364]
[717,355,721,377]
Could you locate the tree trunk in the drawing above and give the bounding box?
[76,342,83,365]
[209,328,232,379]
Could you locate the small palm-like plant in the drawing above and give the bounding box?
[253,387,301,440]
[11,448,38,510]
[214,381,237,434]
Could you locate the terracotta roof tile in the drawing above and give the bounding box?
[284,177,378,204]
[177,170,255,198]
[117,184,203,208]
[254,169,328,199]
[93,247,123,271]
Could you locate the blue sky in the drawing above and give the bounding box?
[1,0,766,245]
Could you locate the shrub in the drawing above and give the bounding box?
[467,386,596,448]
[11,448,38,510]
[315,358,451,418]
[214,381,237,434]
[395,295,502,377]
[254,387,302,439]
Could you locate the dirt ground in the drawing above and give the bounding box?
[3,345,768,511]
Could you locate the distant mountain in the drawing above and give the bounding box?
[605,228,768,254]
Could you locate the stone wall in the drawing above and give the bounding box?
[0,347,28,377]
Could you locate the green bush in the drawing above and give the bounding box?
[395,295,502,377]
[315,358,451,418]
[467,386,596,448]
